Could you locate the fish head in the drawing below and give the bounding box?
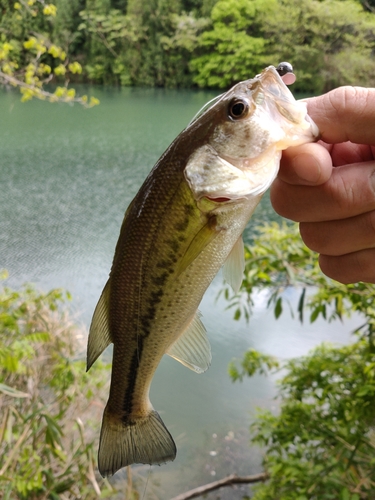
[185,66,319,202]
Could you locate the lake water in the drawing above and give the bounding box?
[0,86,359,499]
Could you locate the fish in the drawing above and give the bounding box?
[87,65,319,477]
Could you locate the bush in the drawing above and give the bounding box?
[0,275,119,499]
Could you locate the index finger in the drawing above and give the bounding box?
[305,86,375,145]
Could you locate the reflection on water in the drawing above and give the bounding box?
[0,87,359,499]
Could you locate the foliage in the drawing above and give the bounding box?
[0,275,124,499]
[190,0,276,88]
[248,340,375,499]
[0,0,99,106]
[78,0,210,87]
[2,0,375,92]
[191,0,375,92]
[260,0,375,93]
[223,221,375,335]
[225,222,375,498]
[228,348,279,382]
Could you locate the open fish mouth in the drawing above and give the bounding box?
[255,66,320,140]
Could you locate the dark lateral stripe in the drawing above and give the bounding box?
[122,335,145,420]
[120,285,165,421]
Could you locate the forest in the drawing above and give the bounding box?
[1,0,375,95]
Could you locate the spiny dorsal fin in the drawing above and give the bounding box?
[87,280,112,371]
[222,235,245,293]
[166,311,211,373]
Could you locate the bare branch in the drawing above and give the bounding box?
[97,31,119,58]
[169,472,268,500]
[363,1,375,13]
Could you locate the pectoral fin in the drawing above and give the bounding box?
[175,219,218,278]
[87,280,113,371]
[166,311,211,373]
[222,236,245,293]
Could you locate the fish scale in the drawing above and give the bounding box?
[87,65,319,477]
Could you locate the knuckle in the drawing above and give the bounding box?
[327,87,370,139]
[325,169,356,214]
[335,174,355,212]
[331,164,375,215]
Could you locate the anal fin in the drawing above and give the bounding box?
[166,311,211,373]
[87,280,112,371]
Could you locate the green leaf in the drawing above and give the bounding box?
[25,331,51,343]
[0,383,30,398]
[298,287,306,323]
[274,297,282,319]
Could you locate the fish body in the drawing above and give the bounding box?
[87,66,319,477]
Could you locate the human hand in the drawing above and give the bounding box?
[271,87,375,284]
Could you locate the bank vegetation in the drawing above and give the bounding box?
[1,0,375,98]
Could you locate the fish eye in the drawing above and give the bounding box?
[228,99,250,120]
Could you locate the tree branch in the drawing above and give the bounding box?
[97,30,119,58]
[169,472,268,500]
[0,71,94,107]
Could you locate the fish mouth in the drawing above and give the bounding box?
[255,66,320,146]
[218,148,278,172]
[205,196,232,203]
[200,146,281,204]
[254,66,298,112]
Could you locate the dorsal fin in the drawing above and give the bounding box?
[87,280,113,371]
[222,235,245,293]
[166,311,211,373]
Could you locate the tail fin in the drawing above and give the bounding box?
[98,406,177,477]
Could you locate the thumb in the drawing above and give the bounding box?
[279,142,333,186]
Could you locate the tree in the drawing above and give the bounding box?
[261,0,375,93]
[191,0,375,92]
[0,0,99,106]
[190,0,276,88]
[78,0,210,87]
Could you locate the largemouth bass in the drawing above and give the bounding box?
[87,65,319,477]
